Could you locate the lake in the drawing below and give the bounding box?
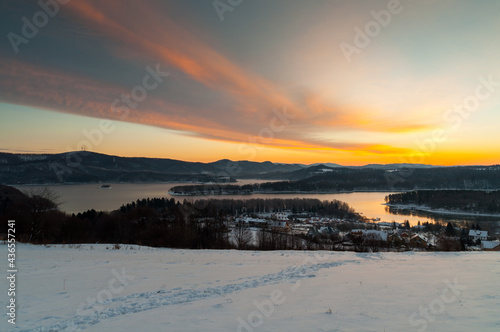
[13,181,487,226]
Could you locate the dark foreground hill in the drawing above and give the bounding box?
[0,151,303,184]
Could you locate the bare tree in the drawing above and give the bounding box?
[25,187,60,243]
[257,227,271,250]
[233,221,252,249]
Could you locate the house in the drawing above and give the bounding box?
[272,212,289,221]
[318,226,338,235]
[270,221,291,232]
[377,222,394,230]
[409,234,428,249]
[350,229,388,242]
[307,225,338,238]
[481,240,500,251]
[307,227,320,238]
[400,231,411,242]
[240,217,267,227]
[469,230,488,242]
[387,232,402,245]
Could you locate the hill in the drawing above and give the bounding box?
[171,165,500,194]
[0,151,303,184]
[7,244,499,331]
[2,151,499,189]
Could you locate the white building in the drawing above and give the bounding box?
[469,230,488,242]
[351,229,388,242]
[481,240,500,251]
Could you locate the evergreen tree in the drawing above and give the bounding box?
[445,222,455,236]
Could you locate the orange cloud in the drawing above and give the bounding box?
[0,59,230,137]
[0,1,417,159]
[304,93,435,134]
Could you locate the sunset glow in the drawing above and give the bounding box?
[1,0,499,165]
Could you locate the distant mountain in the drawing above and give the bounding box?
[0,152,304,184]
[218,162,443,182]
[259,165,340,181]
[1,151,496,185]
[308,163,343,168]
[206,159,303,177]
[356,163,435,170]
[307,163,436,170]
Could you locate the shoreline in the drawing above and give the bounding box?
[167,189,401,196]
[385,203,500,218]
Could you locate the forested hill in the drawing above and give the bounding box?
[0,152,303,184]
[1,151,499,187]
[385,190,500,215]
[170,166,500,194]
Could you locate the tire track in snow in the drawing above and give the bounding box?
[23,259,359,331]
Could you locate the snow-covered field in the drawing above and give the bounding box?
[1,244,499,332]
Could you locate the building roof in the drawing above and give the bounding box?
[351,229,388,241]
[241,217,267,223]
[469,230,488,237]
[410,234,428,242]
[481,241,500,249]
[271,221,288,228]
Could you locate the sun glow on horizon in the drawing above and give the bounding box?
[1,0,499,166]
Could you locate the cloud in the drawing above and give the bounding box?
[303,92,437,134]
[0,0,418,157]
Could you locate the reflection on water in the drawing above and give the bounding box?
[385,205,500,226]
[13,183,497,227]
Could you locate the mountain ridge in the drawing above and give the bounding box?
[0,151,497,185]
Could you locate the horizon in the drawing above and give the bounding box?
[2,149,500,168]
[1,1,500,166]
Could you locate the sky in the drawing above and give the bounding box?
[1,0,499,165]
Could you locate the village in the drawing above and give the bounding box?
[232,211,500,252]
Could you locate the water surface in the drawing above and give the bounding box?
[14,182,442,226]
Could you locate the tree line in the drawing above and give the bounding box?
[0,185,360,249]
[385,190,500,214]
[171,166,500,194]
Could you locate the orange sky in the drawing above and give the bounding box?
[1,0,499,165]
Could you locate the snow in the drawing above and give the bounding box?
[481,241,500,250]
[1,244,499,331]
[469,230,488,239]
[351,229,388,241]
[17,155,48,162]
[240,217,267,224]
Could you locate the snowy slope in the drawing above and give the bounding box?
[1,244,499,332]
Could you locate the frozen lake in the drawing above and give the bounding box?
[14,182,444,226]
